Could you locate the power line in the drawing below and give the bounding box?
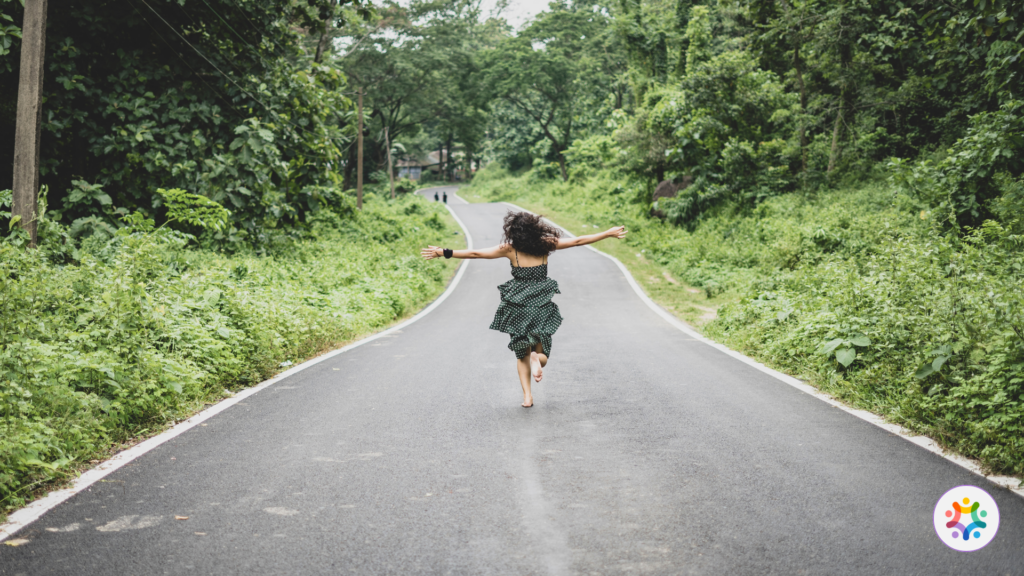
[134,0,275,115]
[172,0,275,82]
[125,0,244,120]
[228,1,294,58]
[198,0,265,58]
[133,0,343,150]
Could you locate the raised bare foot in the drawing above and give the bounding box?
[522,395,534,408]
[530,352,543,382]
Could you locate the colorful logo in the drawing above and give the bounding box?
[933,485,1000,552]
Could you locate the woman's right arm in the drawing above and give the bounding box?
[554,226,627,250]
[421,244,509,260]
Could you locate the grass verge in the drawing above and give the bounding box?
[462,166,1024,481]
[0,193,464,519]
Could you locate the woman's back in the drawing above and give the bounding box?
[510,247,547,268]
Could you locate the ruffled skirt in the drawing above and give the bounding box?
[489,277,563,359]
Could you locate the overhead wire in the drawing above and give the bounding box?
[197,0,266,58]
[134,0,346,150]
[124,0,244,119]
[188,0,356,152]
[228,0,295,58]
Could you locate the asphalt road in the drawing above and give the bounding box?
[2,187,1022,575]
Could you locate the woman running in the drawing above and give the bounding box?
[422,211,626,407]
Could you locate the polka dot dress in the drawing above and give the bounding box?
[489,254,563,359]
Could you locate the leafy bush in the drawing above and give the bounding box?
[624,47,797,225]
[889,100,1024,229]
[707,215,1024,474]
[394,178,418,195]
[0,193,460,513]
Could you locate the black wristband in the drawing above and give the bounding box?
[443,248,453,259]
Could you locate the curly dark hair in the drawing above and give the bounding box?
[501,211,561,256]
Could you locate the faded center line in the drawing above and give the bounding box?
[520,431,571,576]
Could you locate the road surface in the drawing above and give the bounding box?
[2,187,1021,575]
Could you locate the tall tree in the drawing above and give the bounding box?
[337,0,487,185]
[1,0,363,244]
[483,0,621,180]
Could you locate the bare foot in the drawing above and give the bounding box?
[530,352,543,382]
[522,395,534,408]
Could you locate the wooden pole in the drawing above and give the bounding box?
[385,127,394,199]
[356,88,363,210]
[12,0,48,247]
[438,144,444,183]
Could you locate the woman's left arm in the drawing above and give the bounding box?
[554,226,627,250]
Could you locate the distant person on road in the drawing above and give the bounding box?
[422,211,626,408]
[443,191,448,204]
[434,191,439,201]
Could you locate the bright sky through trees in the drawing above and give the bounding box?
[480,0,552,29]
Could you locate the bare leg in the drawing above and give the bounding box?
[530,343,548,382]
[517,356,533,407]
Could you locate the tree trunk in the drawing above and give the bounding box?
[779,0,807,175]
[12,0,48,247]
[828,95,844,173]
[438,144,445,182]
[828,14,853,175]
[557,152,567,182]
[793,45,808,174]
[356,89,364,209]
[385,127,394,199]
[314,0,337,63]
[314,28,330,63]
[445,134,453,181]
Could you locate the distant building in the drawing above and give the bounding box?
[396,149,472,181]
[397,151,448,181]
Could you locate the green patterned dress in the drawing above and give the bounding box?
[489,252,563,359]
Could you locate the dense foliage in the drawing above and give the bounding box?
[0,191,460,513]
[480,1,626,179]
[481,0,1024,228]
[334,0,500,186]
[1,0,365,245]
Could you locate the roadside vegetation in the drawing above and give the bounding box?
[0,191,461,516]
[1,0,476,517]
[462,0,1024,479]
[465,157,1024,477]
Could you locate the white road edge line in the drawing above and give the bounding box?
[501,201,1024,500]
[0,201,475,542]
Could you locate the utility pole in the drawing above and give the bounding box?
[12,0,49,247]
[385,127,394,199]
[356,88,363,210]
[438,144,445,183]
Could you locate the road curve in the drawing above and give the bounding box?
[1,187,1021,575]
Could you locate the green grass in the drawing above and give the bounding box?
[462,166,1024,480]
[0,192,464,517]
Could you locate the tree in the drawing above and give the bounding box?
[0,0,362,246]
[483,1,621,180]
[11,0,46,246]
[336,0,487,186]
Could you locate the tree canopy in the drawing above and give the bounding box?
[2,0,1023,239]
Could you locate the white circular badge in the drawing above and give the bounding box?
[933,485,1000,552]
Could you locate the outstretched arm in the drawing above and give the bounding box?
[555,226,627,250]
[421,244,510,260]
